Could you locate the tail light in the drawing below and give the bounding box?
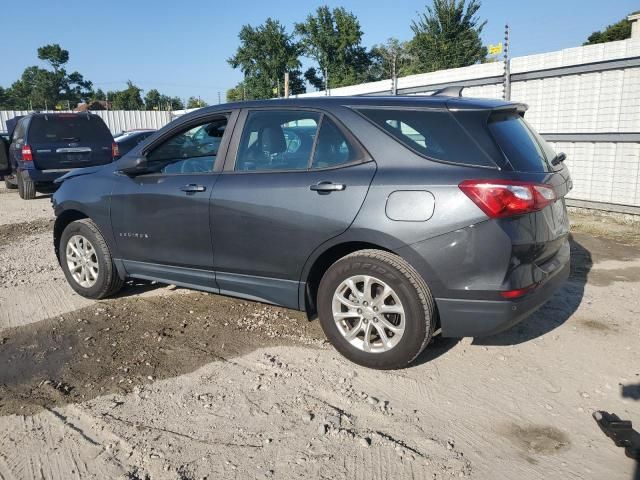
[21,145,33,161]
[459,180,556,218]
[500,283,539,299]
[111,142,119,159]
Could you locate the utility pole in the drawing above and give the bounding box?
[391,51,398,96]
[284,72,290,98]
[503,23,511,101]
[324,66,329,96]
[217,92,221,105]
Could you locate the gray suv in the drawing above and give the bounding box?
[48,96,571,369]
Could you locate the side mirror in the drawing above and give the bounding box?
[117,155,148,175]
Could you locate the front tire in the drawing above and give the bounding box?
[17,171,35,199]
[60,219,124,299]
[317,249,435,369]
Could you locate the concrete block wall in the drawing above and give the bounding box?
[297,39,640,210]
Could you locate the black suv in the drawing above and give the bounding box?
[3,113,115,199]
[47,96,572,369]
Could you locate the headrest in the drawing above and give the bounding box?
[260,126,286,155]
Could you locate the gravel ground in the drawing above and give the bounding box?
[0,182,638,479]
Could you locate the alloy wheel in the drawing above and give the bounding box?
[66,234,99,288]
[331,275,405,353]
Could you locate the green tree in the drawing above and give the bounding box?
[228,18,305,99]
[0,43,93,109]
[368,38,415,82]
[37,44,70,72]
[144,88,162,109]
[91,88,106,101]
[226,83,246,102]
[140,88,184,110]
[187,96,208,109]
[584,15,634,45]
[109,81,144,110]
[408,0,487,74]
[0,87,8,108]
[295,6,371,90]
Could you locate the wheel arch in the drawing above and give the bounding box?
[300,238,396,317]
[53,209,89,262]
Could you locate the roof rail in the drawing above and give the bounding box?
[431,85,465,97]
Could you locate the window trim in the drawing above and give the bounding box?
[137,110,238,177]
[351,105,499,170]
[223,106,371,174]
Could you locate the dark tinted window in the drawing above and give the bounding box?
[12,119,27,143]
[147,117,227,174]
[29,115,113,145]
[236,111,320,171]
[357,108,488,166]
[488,114,554,172]
[311,117,357,169]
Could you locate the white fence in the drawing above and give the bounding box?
[0,110,173,135]
[298,39,640,213]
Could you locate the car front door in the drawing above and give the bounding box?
[110,112,236,290]
[211,108,376,308]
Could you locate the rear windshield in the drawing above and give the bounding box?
[356,108,495,167]
[29,115,113,145]
[488,114,555,172]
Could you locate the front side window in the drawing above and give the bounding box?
[235,110,359,172]
[147,116,228,174]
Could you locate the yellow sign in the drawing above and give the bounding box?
[489,43,503,55]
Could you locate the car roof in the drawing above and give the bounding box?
[196,95,515,114]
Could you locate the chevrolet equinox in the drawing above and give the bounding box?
[47,95,572,369]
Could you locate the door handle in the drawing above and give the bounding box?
[180,184,206,193]
[310,182,346,193]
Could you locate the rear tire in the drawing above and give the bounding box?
[4,177,17,189]
[60,219,124,299]
[317,249,435,370]
[17,171,35,199]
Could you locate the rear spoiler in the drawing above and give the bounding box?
[491,103,529,114]
[433,85,528,114]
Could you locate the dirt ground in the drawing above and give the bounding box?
[0,182,638,480]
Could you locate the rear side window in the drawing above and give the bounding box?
[357,108,494,167]
[488,114,555,172]
[28,115,113,145]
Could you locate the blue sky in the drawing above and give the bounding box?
[1,0,637,104]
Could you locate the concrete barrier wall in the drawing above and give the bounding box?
[0,110,173,135]
[298,39,640,211]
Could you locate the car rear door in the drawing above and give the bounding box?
[211,108,376,308]
[28,114,113,170]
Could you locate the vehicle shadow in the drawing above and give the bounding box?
[112,278,167,298]
[472,234,592,346]
[0,292,323,417]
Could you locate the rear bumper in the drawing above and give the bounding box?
[436,260,570,338]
